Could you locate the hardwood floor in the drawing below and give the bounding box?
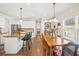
[3,36,79,56]
[0,44,5,56]
[5,36,44,56]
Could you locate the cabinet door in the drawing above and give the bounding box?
[76,29,79,44]
[11,24,20,34]
[36,20,41,35]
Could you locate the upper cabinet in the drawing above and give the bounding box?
[35,20,41,35]
[0,16,5,28]
[0,16,6,33]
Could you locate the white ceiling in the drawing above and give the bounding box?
[0,3,76,19]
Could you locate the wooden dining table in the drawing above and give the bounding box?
[42,33,70,56]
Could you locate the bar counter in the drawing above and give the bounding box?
[3,34,25,54]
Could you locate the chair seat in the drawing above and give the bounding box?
[54,48,62,56]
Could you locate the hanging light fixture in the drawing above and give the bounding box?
[20,8,23,24]
[50,3,59,22]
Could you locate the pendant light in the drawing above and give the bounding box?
[18,8,23,38]
[20,8,23,24]
[50,3,59,22]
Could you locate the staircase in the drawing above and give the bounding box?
[0,44,5,56]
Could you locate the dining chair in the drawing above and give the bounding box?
[53,42,78,56]
[62,42,78,56]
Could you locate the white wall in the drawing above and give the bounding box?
[21,19,36,37]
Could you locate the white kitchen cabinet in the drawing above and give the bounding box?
[35,20,41,35]
[4,37,23,54]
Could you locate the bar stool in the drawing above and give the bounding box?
[27,32,32,50]
[28,32,32,45]
[21,33,29,51]
[25,32,32,50]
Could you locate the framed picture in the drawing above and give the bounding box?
[44,22,51,29]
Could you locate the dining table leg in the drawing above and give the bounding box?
[50,46,53,56]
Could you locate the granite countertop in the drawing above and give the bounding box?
[3,35,24,37]
[0,32,8,34]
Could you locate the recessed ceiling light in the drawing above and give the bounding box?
[27,3,30,6]
[32,13,35,17]
[20,20,23,24]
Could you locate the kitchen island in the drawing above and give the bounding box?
[3,35,24,54]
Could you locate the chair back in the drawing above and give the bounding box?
[29,32,32,37]
[21,33,29,41]
[21,32,32,41]
[62,42,78,56]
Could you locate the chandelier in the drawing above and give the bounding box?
[50,3,59,22]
